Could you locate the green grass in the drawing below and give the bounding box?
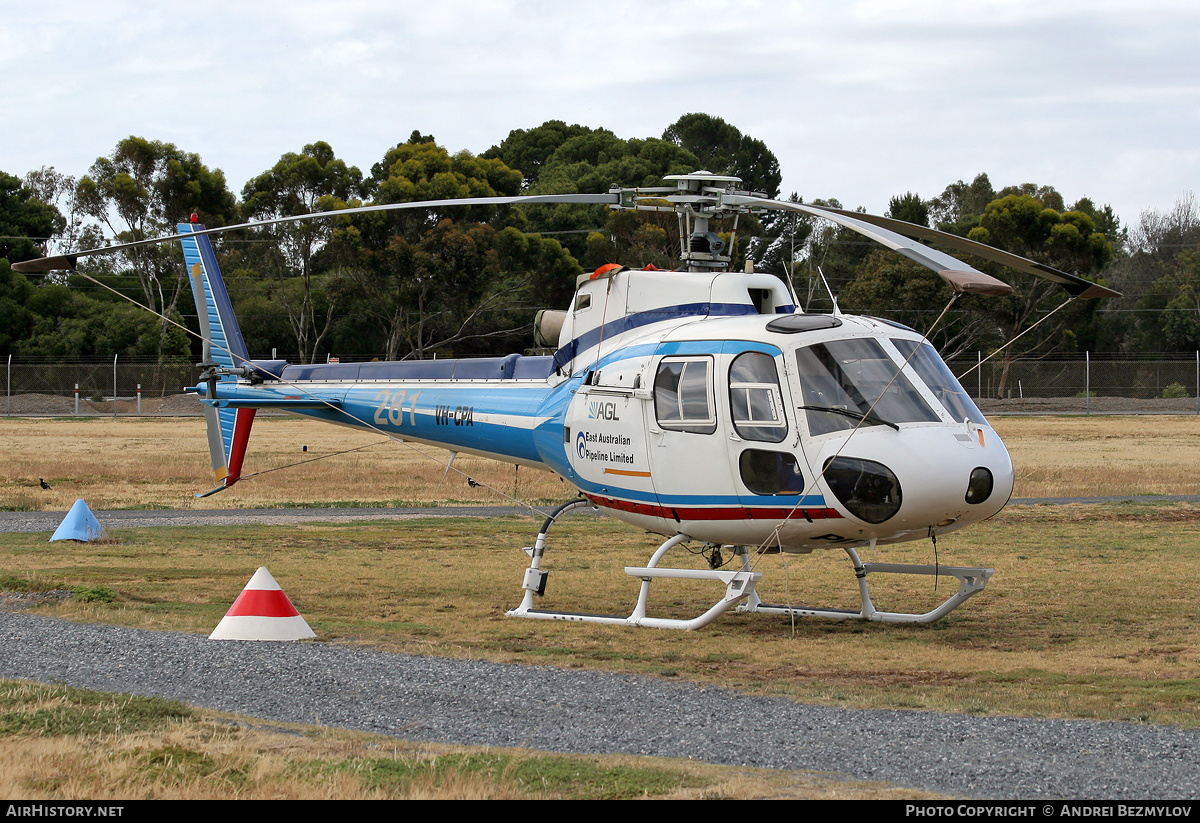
[0,682,192,737]
[337,752,708,800]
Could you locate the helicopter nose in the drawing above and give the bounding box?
[898,445,1012,530]
[818,429,1013,532]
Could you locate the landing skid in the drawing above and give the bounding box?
[506,500,761,630]
[506,502,992,629]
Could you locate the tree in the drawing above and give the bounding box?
[928,173,996,234]
[335,220,580,360]
[482,121,597,189]
[842,251,993,359]
[75,137,236,359]
[744,193,815,301]
[0,259,37,354]
[366,137,523,244]
[1119,196,1200,351]
[887,192,929,227]
[1148,250,1200,350]
[0,171,64,264]
[17,293,190,359]
[21,167,94,265]
[787,197,886,313]
[331,138,579,360]
[238,142,364,363]
[840,191,983,351]
[966,191,1114,394]
[505,126,702,269]
[662,113,782,198]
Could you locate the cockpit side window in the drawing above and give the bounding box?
[654,356,716,434]
[795,338,940,435]
[890,339,987,425]
[729,351,788,442]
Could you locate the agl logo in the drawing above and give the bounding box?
[588,400,620,421]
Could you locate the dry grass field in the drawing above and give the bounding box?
[1,413,1199,798]
[0,414,570,512]
[3,413,1199,510]
[997,415,1200,498]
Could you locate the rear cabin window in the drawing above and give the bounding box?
[654,357,716,434]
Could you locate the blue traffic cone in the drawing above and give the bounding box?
[49,499,108,542]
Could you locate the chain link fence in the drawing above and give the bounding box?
[948,352,1200,414]
[946,353,1198,399]
[4,353,1200,416]
[3,356,200,416]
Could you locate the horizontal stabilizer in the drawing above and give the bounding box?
[205,398,343,409]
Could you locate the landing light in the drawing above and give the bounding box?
[966,467,994,505]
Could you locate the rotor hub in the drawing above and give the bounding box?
[608,170,769,272]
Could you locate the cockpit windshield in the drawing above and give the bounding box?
[890,339,987,425]
[795,338,940,435]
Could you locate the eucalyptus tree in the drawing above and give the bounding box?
[1,170,64,264]
[662,112,781,199]
[1122,195,1200,351]
[238,141,364,363]
[75,137,236,358]
[333,136,579,360]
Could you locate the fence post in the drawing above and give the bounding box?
[75,383,79,415]
[113,353,118,418]
[1086,351,1090,416]
[977,351,982,400]
[1196,351,1198,415]
[137,383,142,415]
[6,353,10,417]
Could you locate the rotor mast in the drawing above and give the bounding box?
[609,171,768,272]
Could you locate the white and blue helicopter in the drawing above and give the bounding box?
[15,172,1118,629]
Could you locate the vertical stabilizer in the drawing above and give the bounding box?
[180,223,256,494]
[180,223,249,370]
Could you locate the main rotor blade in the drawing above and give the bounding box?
[724,195,1014,297]
[798,203,1120,299]
[13,192,620,273]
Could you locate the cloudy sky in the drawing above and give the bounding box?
[4,0,1197,230]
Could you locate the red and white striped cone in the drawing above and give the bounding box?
[209,567,316,641]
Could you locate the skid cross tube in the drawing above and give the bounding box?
[738,543,994,624]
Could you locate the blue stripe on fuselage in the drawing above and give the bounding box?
[209,380,557,466]
[553,302,766,370]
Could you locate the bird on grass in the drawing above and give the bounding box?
[39,479,51,490]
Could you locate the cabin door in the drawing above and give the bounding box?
[644,350,740,521]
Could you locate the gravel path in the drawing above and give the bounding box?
[1,610,1198,800]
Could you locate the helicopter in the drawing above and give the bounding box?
[14,171,1119,630]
